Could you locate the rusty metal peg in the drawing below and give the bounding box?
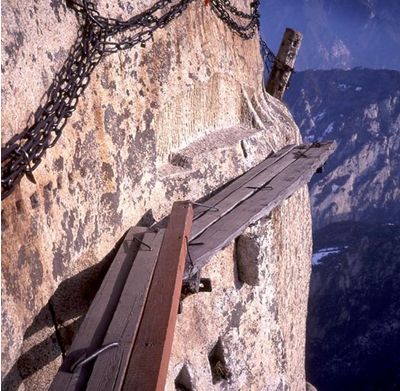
[132,236,152,251]
[70,343,119,372]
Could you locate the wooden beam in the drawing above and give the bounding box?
[266,28,303,100]
[122,201,193,391]
[49,227,147,391]
[188,142,335,276]
[86,230,165,391]
[192,144,296,226]
[191,144,300,239]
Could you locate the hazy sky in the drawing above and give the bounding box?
[259,0,400,70]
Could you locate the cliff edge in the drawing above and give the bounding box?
[1,1,311,389]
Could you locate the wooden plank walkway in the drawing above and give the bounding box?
[50,142,335,390]
[86,230,165,391]
[50,202,193,391]
[49,227,148,391]
[191,143,297,238]
[186,142,336,278]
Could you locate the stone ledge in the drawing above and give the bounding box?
[158,125,269,179]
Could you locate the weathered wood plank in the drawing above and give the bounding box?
[266,28,303,100]
[188,142,335,276]
[49,227,147,391]
[193,143,296,222]
[191,144,304,239]
[86,230,165,391]
[122,201,193,391]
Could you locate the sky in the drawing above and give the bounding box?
[259,0,400,71]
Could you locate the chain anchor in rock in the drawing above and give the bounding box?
[1,0,264,201]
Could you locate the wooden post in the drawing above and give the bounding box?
[122,201,193,391]
[266,28,303,100]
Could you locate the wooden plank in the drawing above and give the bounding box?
[187,142,335,276]
[86,230,165,391]
[122,201,193,391]
[193,143,296,223]
[191,144,306,239]
[49,227,147,391]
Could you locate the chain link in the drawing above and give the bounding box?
[1,0,266,200]
[260,37,276,74]
[209,0,260,39]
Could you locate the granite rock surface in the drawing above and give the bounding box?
[1,1,311,389]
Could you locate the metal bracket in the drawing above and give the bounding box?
[181,271,212,299]
[246,186,273,190]
[132,236,152,251]
[70,342,119,372]
[192,202,219,212]
[294,150,308,158]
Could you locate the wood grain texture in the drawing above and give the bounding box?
[86,230,165,391]
[192,144,295,221]
[122,201,193,391]
[191,144,299,239]
[266,28,303,100]
[188,142,336,276]
[49,227,147,391]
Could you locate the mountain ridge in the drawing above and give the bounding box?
[260,0,400,71]
[306,221,400,391]
[285,68,400,230]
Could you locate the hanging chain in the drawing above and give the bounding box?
[1,0,265,200]
[209,0,260,39]
[260,37,276,74]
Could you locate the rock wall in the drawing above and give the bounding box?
[1,1,311,389]
[167,188,312,391]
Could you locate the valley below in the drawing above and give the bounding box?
[285,68,400,391]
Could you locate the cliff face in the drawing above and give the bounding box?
[285,69,400,230]
[167,189,312,391]
[1,1,311,389]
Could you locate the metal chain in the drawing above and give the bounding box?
[1,0,265,200]
[214,0,255,19]
[260,37,276,74]
[209,0,260,39]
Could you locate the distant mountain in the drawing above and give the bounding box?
[260,0,400,70]
[306,221,400,391]
[285,68,400,230]
[284,68,400,391]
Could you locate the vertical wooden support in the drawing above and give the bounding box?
[266,28,303,100]
[122,201,193,391]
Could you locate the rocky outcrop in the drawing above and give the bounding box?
[306,221,400,391]
[1,1,312,390]
[285,68,400,230]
